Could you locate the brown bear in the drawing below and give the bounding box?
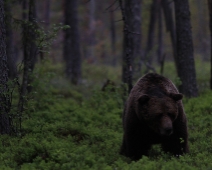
[120,73,189,160]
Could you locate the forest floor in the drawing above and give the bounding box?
[0,60,212,170]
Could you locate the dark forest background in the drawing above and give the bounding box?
[9,0,211,80]
[0,0,212,169]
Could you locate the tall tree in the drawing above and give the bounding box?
[120,0,141,93]
[144,0,157,68]
[87,0,96,62]
[0,0,11,134]
[208,0,212,89]
[21,0,37,94]
[197,1,207,59]
[44,0,50,29]
[161,0,178,74]
[157,1,162,62]
[63,0,81,85]
[174,0,198,97]
[19,0,38,117]
[39,0,51,60]
[157,1,164,75]
[5,0,17,79]
[109,0,116,66]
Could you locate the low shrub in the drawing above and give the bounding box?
[1,62,212,169]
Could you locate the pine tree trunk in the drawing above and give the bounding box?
[157,1,163,63]
[145,0,157,67]
[157,1,165,75]
[28,0,37,76]
[174,0,198,97]
[40,0,51,60]
[121,0,141,92]
[197,1,207,59]
[88,0,95,62]
[110,0,116,66]
[21,0,37,95]
[0,0,11,134]
[5,1,17,79]
[208,0,212,89]
[161,0,178,75]
[63,0,81,85]
[44,0,50,29]
[21,0,28,100]
[19,0,38,118]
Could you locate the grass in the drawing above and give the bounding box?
[0,60,212,169]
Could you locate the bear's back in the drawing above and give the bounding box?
[132,73,179,95]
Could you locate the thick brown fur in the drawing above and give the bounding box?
[120,73,189,161]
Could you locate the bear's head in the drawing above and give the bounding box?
[137,92,183,136]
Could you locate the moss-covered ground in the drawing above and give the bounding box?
[1,60,212,169]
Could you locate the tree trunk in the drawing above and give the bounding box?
[157,1,165,75]
[0,0,11,134]
[40,0,51,60]
[22,0,37,94]
[197,1,207,60]
[21,0,28,100]
[87,0,95,62]
[5,1,17,79]
[161,0,178,74]
[120,0,130,90]
[174,0,198,97]
[19,0,38,117]
[157,1,163,63]
[109,0,116,66]
[63,0,81,85]
[28,0,37,71]
[44,0,50,29]
[145,0,157,67]
[208,0,212,89]
[120,0,141,93]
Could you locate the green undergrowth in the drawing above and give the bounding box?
[156,59,210,93]
[1,61,212,169]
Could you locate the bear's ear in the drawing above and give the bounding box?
[138,94,150,104]
[169,93,183,101]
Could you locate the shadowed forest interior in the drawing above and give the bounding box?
[0,0,212,169]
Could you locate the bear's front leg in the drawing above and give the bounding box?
[121,131,151,161]
[161,107,189,156]
[161,133,188,156]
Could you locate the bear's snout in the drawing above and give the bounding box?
[160,126,173,136]
[160,117,173,136]
[164,127,173,135]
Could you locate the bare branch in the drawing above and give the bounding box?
[105,0,118,11]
